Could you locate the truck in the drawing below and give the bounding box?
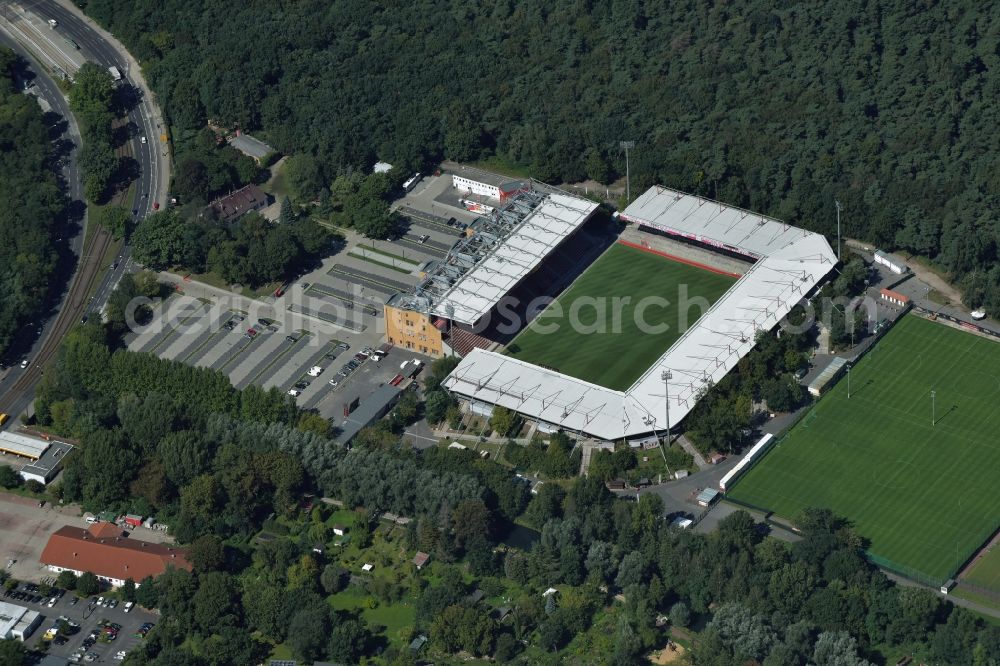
[402,173,422,192]
[108,66,122,82]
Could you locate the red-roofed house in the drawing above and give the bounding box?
[39,523,190,587]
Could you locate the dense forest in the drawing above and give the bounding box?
[79,0,1000,306]
[0,48,64,358]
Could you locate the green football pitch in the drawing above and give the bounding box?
[730,314,1000,582]
[504,243,736,391]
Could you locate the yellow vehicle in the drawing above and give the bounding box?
[0,413,8,426]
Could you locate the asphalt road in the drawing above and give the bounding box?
[0,0,168,426]
[35,0,168,314]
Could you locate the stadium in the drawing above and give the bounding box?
[386,184,837,442]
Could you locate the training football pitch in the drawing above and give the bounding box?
[505,243,736,391]
[730,314,1000,582]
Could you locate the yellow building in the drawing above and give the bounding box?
[384,302,445,357]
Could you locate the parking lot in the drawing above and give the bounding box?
[3,581,156,662]
[124,293,430,422]
[122,173,480,424]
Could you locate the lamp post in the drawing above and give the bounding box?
[847,364,851,398]
[931,389,936,426]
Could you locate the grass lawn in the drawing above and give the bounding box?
[505,243,736,391]
[328,590,416,647]
[730,314,1000,582]
[959,542,1000,597]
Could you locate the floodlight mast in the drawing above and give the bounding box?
[661,369,673,454]
[620,141,635,203]
[834,199,843,262]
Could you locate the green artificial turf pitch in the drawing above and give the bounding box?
[504,243,736,391]
[730,314,1000,582]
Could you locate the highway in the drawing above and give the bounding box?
[0,0,169,426]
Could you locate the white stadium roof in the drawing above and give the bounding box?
[444,186,837,441]
[429,193,598,324]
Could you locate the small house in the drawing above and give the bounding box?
[332,525,347,537]
[361,563,374,573]
[412,551,430,570]
[542,587,558,598]
[605,479,626,491]
[409,635,427,653]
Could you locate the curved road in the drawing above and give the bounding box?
[0,0,169,425]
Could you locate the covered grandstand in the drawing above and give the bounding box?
[443,185,837,441]
[384,188,601,356]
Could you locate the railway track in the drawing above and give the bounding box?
[0,225,111,412]
[0,119,130,416]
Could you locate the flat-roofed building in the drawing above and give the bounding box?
[0,431,74,485]
[0,600,41,641]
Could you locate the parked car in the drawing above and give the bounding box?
[108,599,118,609]
[123,601,134,613]
[294,380,310,390]
[328,378,339,387]
[287,389,301,397]
[336,342,349,351]
[244,328,258,339]
[285,334,299,343]
[307,366,323,377]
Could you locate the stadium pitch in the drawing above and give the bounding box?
[504,242,736,391]
[730,314,1000,583]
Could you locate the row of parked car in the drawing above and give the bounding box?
[4,583,68,607]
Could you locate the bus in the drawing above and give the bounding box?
[0,413,8,427]
[402,173,422,192]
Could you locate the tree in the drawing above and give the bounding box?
[192,572,241,633]
[615,551,645,589]
[174,157,210,202]
[97,206,131,240]
[0,638,26,666]
[135,576,159,609]
[813,631,873,666]
[188,535,226,573]
[489,406,518,437]
[287,604,330,662]
[76,572,100,597]
[669,601,691,628]
[430,605,495,656]
[56,570,77,591]
[284,154,324,202]
[0,466,20,489]
[286,554,320,591]
[121,578,137,603]
[321,565,346,594]
[424,390,453,424]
